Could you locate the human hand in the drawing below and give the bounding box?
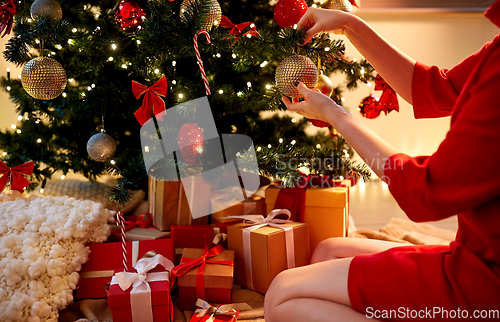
[297,7,354,44]
[282,82,343,124]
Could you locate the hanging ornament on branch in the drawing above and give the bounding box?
[115,0,148,33]
[180,0,221,31]
[219,15,259,41]
[30,0,62,21]
[273,0,308,29]
[87,130,117,162]
[178,123,204,166]
[193,30,212,95]
[374,74,399,115]
[0,160,34,193]
[321,0,356,12]
[0,0,19,37]
[21,57,67,100]
[358,74,399,119]
[276,55,318,98]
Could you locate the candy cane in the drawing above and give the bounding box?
[116,211,127,271]
[193,30,211,95]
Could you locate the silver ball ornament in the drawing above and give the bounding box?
[30,0,63,20]
[87,132,117,162]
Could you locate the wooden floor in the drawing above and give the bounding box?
[350,179,459,233]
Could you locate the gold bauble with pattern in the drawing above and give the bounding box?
[180,0,222,31]
[21,57,67,100]
[276,55,318,98]
[321,0,353,12]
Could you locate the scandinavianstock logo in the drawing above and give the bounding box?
[140,97,260,219]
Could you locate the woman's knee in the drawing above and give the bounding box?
[264,269,294,322]
[311,237,347,263]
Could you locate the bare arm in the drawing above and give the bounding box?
[283,83,399,178]
[298,8,416,104]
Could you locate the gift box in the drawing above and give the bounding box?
[227,210,310,294]
[170,224,230,264]
[210,186,267,224]
[189,299,241,322]
[172,245,234,311]
[108,254,174,322]
[149,175,210,231]
[265,180,350,253]
[108,213,170,241]
[75,239,174,300]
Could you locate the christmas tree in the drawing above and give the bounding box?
[0,0,372,203]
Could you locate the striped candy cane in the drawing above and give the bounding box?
[193,30,211,95]
[116,211,128,271]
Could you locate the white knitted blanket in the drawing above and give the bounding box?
[0,196,113,322]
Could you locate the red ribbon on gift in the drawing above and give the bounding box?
[0,0,18,38]
[0,160,34,193]
[374,74,399,115]
[111,213,155,240]
[132,76,168,125]
[219,16,259,41]
[171,244,233,301]
[273,174,347,222]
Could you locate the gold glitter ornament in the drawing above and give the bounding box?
[315,71,334,97]
[87,131,117,162]
[180,0,221,31]
[275,55,318,98]
[321,0,353,12]
[21,57,67,100]
[30,0,63,20]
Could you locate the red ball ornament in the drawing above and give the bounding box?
[359,94,381,119]
[115,0,148,33]
[178,123,204,166]
[309,119,331,128]
[274,0,308,29]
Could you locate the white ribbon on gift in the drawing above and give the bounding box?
[111,254,175,322]
[222,209,295,290]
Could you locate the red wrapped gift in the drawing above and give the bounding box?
[108,254,175,322]
[170,224,230,264]
[75,239,174,300]
[172,245,234,311]
[190,299,239,322]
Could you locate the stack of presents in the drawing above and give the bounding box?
[75,177,351,322]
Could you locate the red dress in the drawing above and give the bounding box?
[348,2,500,320]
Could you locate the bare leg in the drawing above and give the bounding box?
[265,238,406,322]
[311,237,405,263]
[264,258,371,322]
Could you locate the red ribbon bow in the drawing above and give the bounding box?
[0,160,34,193]
[0,0,18,38]
[171,244,233,301]
[219,16,259,41]
[111,213,154,240]
[132,76,168,126]
[374,74,399,115]
[273,174,348,222]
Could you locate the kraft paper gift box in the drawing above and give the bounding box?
[172,245,234,311]
[265,179,350,253]
[108,254,175,322]
[108,213,170,242]
[170,224,231,264]
[227,209,310,294]
[75,239,174,300]
[210,186,267,224]
[148,176,210,231]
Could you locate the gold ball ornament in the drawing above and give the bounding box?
[180,0,222,31]
[21,57,67,100]
[315,72,334,97]
[30,0,63,20]
[276,55,318,98]
[321,0,353,12]
[87,131,117,162]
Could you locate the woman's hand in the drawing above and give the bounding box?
[282,82,347,125]
[297,7,356,44]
